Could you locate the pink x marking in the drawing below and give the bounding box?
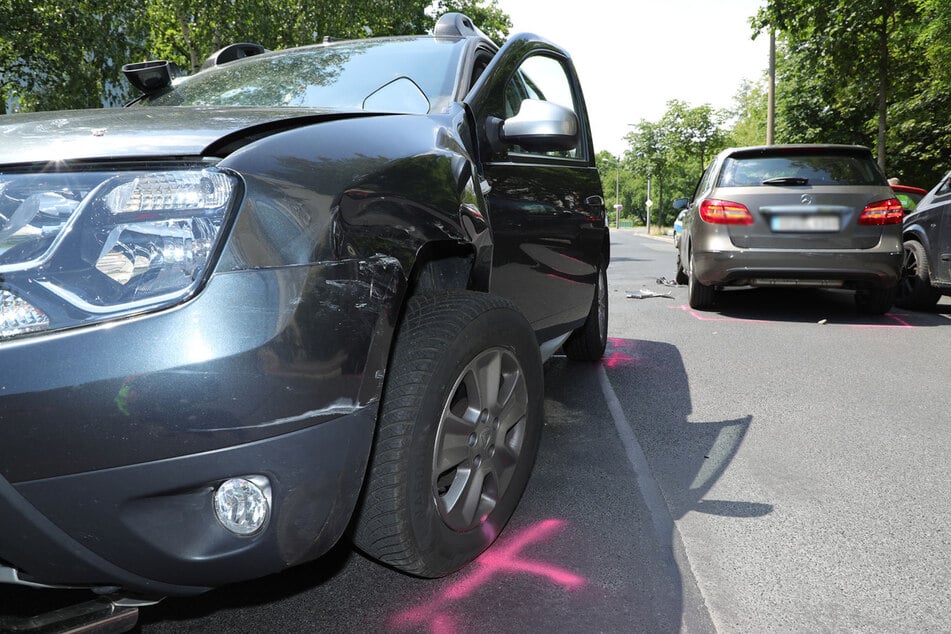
[389,519,585,633]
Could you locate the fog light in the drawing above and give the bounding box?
[214,477,270,535]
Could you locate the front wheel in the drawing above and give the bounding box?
[350,291,543,578]
[896,240,941,310]
[675,251,688,285]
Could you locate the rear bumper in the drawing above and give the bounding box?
[693,248,902,288]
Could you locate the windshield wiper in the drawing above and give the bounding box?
[761,176,809,186]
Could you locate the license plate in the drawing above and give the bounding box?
[770,214,840,232]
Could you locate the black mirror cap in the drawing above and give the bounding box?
[122,60,179,94]
[672,197,690,210]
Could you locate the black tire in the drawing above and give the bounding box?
[564,265,608,361]
[675,252,688,285]
[351,291,543,577]
[687,251,717,309]
[855,285,895,314]
[896,240,942,310]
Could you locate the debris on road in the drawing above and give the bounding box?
[626,289,673,299]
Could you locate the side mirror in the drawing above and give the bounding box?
[488,99,579,154]
[672,197,690,211]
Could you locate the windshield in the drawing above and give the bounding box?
[140,37,468,114]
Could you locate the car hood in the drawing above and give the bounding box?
[0,106,365,165]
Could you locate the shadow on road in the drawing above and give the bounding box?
[599,336,774,629]
[691,287,951,327]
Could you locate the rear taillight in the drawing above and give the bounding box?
[859,198,904,225]
[699,199,754,225]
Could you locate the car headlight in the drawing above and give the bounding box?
[0,167,239,339]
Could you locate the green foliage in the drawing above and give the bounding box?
[754,0,948,186]
[727,79,768,147]
[621,101,732,226]
[1,0,147,112]
[2,0,509,111]
[144,0,433,74]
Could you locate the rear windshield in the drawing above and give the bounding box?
[718,154,885,187]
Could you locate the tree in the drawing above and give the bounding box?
[2,0,508,111]
[1,0,147,112]
[144,0,434,75]
[753,0,922,175]
[727,79,768,147]
[661,99,729,177]
[625,120,670,227]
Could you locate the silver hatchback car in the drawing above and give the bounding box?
[675,145,904,313]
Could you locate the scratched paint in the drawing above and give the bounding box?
[389,519,585,633]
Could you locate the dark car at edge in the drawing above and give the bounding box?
[897,170,951,308]
[0,14,609,630]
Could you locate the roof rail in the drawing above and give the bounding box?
[200,43,268,72]
[434,13,487,39]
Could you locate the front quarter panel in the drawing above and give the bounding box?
[0,110,491,593]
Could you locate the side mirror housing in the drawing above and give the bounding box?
[488,99,579,154]
[672,197,690,211]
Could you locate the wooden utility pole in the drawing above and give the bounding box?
[767,30,775,145]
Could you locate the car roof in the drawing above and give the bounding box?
[720,144,873,159]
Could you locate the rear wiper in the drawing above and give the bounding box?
[762,176,809,186]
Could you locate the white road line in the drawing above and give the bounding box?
[597,364,675,547]
[597,364,716,633]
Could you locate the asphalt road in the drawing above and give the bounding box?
[6,229,950,632]
[607,230,951,632]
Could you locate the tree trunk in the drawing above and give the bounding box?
[877,2,892,174]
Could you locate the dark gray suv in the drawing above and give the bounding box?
[0,13,608,630]
[675,145,903,313]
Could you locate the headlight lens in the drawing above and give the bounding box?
[0,167,239,339]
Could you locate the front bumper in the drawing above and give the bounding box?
[1,405,376,596]
[0,262,399,595]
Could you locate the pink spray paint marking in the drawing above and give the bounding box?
[675,304,915,328]
[603,337,639,368]
[389,519,585,633]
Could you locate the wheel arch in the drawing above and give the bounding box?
[902,225,931,252]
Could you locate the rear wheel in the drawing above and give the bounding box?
[351,291,543,577]
[687,251,717,309]
[564,264,608,361]
[896,240,941,310]
[675,251,688,285]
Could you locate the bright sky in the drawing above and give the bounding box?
[499,0,769,156]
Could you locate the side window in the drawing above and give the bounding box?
[935,176,951,197]
[694,164,714,200]
[505,55,580,160]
